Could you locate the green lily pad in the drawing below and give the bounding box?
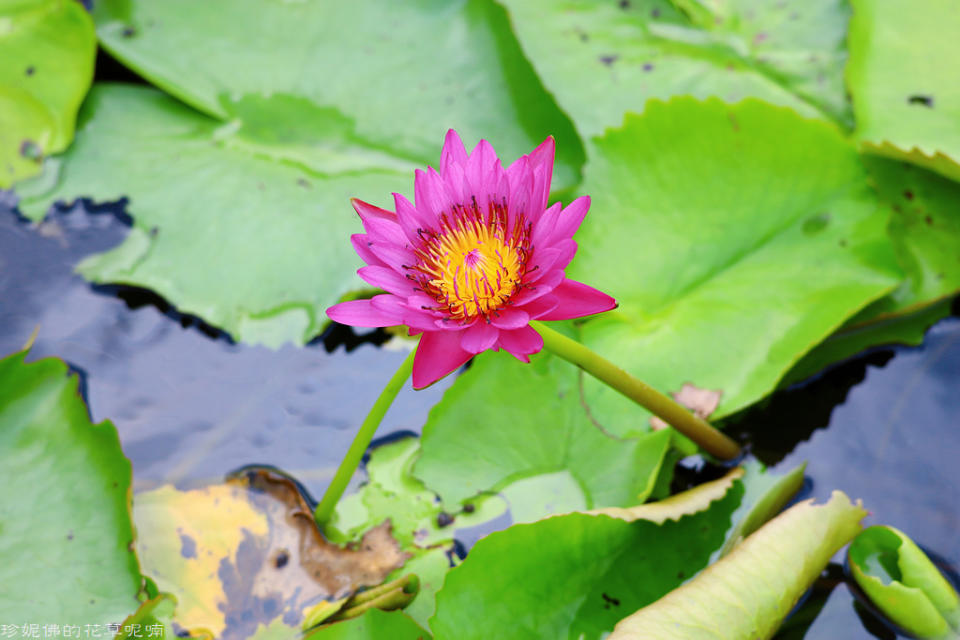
[0,350,142,623]
[429,473,744,639]
[609,491,866,638]
[413,348,672,509]
[326,436,509,549]
[848,525,960,639]
[784,157,960,383]
[671,0,852,124]
[91,0,582,189]
[570,98,902,434]
[846,0,960,182]
[497,0,844,143]
[18,84,413,346]
[0,0,96,187]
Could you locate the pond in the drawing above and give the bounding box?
[3,196,957,638]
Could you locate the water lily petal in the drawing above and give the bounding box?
[499,324,544,361]
[461,322,500,353]
[537,278,617,320]
[351,197,397,222]
[327,296,400,327]
[357,265,417,296]
[519,293,559,319]
[491,307,530,330]
[412,331,474,388]
[350,234,386,268]
[361,215,408,247]
[440,129,468,174]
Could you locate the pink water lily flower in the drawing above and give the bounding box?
[327,130,616,388]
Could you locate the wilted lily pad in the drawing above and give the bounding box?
[0,0,96,187]
[848,525,960,639]
[133,469,409,638]
[0,350,142,623]
[609,491,866,639]
[847,0,960,182]
[429,470,744,639]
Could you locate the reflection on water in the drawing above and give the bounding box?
[3,199,958,638]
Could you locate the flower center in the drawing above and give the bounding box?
[412,201,529,321]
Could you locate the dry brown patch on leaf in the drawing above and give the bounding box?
[650,383,723,430]
[134,467,409,639]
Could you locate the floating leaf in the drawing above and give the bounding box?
[133,469,408,638]
[116,594,201,640]
[609,491,866,638]
[570,98,901,434]
[91,0,582,189]
[785,157,960,382]
[848,525,960,639]
[429,474,744,639]
[847,0,960,182]
[497,0,842,143]
[17,85,412,346]
[414,349,672,509]
[0,0,96,187]
[0,350,142,623]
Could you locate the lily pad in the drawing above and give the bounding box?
[0,0,96,187]
[497,0,841,143]
[132,469,409,638]
[429,472,744,639]
[17,84,412,346]
[0,350,142,623]
[847,0,960,182]
[413,348,673,509]
[609,491,866,638]
[570,98,902,434]
[91,0,582,189]
[848,525,960,639]
[784,158,960,382]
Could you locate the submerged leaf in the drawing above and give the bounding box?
[848,525,960,639]
[0,351,142,623]
[609,491,866,639]
[133,469,408,637]
[0,0,96,187]
[429,475,744,639]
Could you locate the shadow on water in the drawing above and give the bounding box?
[3,197,959,638]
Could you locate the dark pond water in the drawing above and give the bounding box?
[2,198,958,639]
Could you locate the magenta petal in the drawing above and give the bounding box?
[531,202,563,247]
[327,296,400,327]
[412,331,474,389]
[460,322,500,353]
[548,196,590,245]
[512,269,564,305]
[350,234,386,268]
[526,136,555,211]
[519,293,559,319]
[537,279,617,321]
[441,129,468,174]
[499,324,544,359]
[362,216,408,247]
[352,198,396,222]
[369,241,415,269]
[491,307,530,329]
[357,265,416,296]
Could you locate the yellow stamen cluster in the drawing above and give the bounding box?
[412,202,529,321]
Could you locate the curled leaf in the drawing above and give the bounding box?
[848,525,960,639]
[609,491,866,639]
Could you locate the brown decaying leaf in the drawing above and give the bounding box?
[650,383,723,430]
[134,467,409,639]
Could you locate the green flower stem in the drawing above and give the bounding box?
[532,321,741,460]
[315,345,417,530]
